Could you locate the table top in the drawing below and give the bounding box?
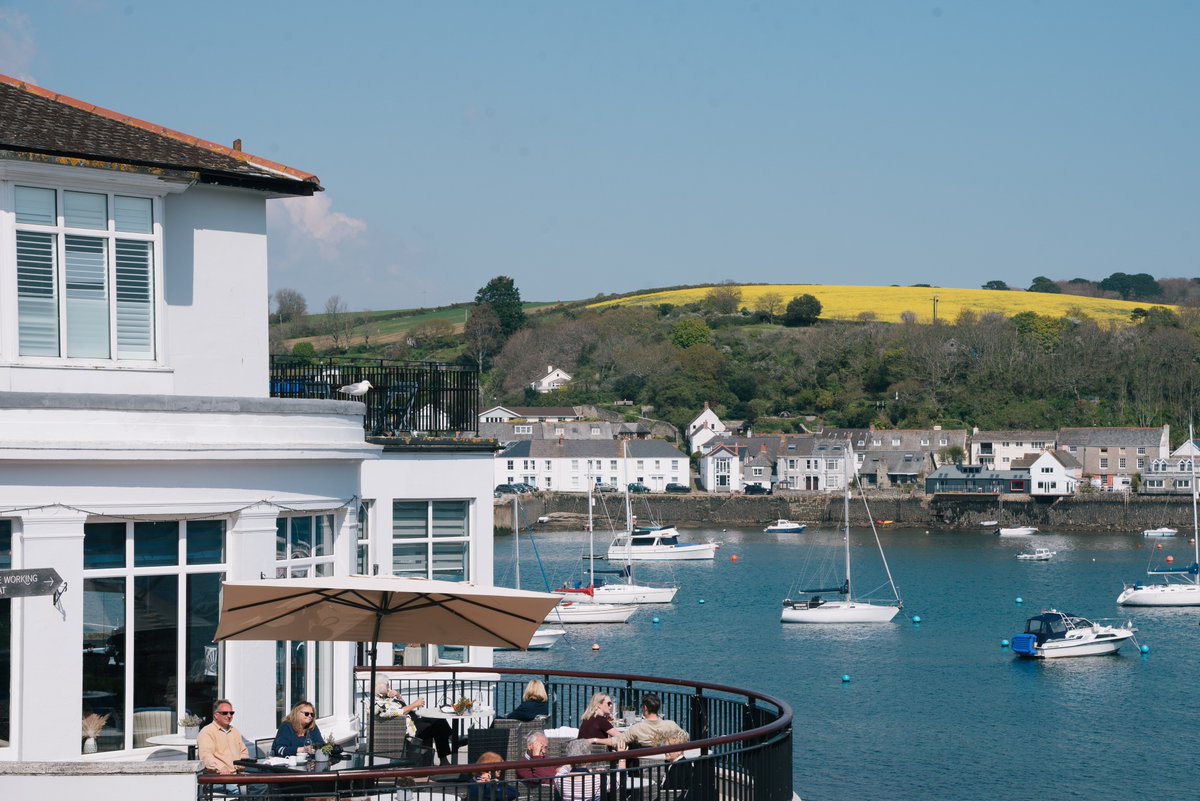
[419,705,493,720]
[239,752,407,774]
[146,733,199,748]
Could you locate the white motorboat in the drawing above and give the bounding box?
[980,520,999,528]
[1119,424,1200,607]
[1016,548,1056,561]
[555,479,678,603]
[1010,610,1136,658]
[545,599,637,624]
[497,626,565,651]
[1142,526,1178,537]
[781,456,903,624]
[607,526,717,561]
[764,519,806,533]
[997,526,1038,536]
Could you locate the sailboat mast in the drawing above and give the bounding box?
[843,458,852,597]
[1191,423,1199,585]
[587,472,595,586]
[514,494,521,590]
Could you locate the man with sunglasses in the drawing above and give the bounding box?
[197,700,263,795]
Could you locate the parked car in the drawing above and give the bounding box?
[494,484,520,495]
[512,482,536,494]
[594,483,617,493]
[665,483,690,493]
[744,484,771,495]
[627,482,651,493]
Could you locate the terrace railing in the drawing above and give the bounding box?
[269,356,479,437]
[197,665,793,801]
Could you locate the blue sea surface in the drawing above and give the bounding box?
[494,525,1200,801]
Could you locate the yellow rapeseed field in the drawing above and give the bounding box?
[590,285,1158,325]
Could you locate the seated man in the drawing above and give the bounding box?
[515,731,562,786]
[617,694,687,749]
[196,699,265,796]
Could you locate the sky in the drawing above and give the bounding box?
[2,1,1197,312]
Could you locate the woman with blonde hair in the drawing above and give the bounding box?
[500,678,549,721]
[577,692,620,741]
[271,701,325,757]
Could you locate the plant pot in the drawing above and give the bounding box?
[314,749,330,762]
[83,736,97,754]
[184,726,199,740]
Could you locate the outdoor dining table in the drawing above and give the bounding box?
[145,732,200,759]
[419,705,493,746]
[235,752,410,799]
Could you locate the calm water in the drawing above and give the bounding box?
[494,525,1200,801]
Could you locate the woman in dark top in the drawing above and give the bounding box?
[576,692,620,741]
[272,701,325,757]
[501,679,549,721]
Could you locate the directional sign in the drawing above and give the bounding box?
[0,568,64,599]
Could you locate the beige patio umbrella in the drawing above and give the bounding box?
[214,575,561,762]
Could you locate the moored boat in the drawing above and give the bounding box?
[545,599,637,624]
[1016,548,1056,561]
[607,526,717,561]
[1142,526,1178,537]
[764,519,806,533]
[1010,610,1135,658]
[997,526,1038,536]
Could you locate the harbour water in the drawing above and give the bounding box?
[494,524,1200,801]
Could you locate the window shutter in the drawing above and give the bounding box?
[115,240,154,359]
[16,231,59,356]
[65,235,110,358]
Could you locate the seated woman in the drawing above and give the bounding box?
[465,752,519,801]
[577,693,621,745]
[556,737,623,801]
[500,679,549,721]
[271,701,324,757]
[373,678,454,764]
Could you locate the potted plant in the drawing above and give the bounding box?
[315,734,336,762]
[452,696,475,715]
[179,713,203,739]
[82,713,109,754]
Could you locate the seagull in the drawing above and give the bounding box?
[338,379,373,398]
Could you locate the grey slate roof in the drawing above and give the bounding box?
[1,74,320,196]
[1058,427,1165,447]
[970,430,1058,443]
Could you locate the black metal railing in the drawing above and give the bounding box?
[198,665,793,801]
[269,356,479,437]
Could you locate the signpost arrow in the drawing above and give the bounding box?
[0,567,65,599]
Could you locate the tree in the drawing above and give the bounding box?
[1098,272,1163,301]
[704,285,742,315]
[273,288,308,323]
[464,302,503,370]
[1028,276,1061,294]
[475,276,526,337]
[753,291,784,321]
[783,294,822,327]
[670,318,712,349]
[981,280,1009,291]
[322,295,354,350]
[938,445,967,465]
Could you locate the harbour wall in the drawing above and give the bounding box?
[496,492,1195,533]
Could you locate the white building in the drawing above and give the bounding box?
[697,443,741,492]
[969,429,1058,469]
[497,439,688,492]
[530,365,572,394]
[686,403,727,454]
[1018,451,1082,497]
[0,74,495,767]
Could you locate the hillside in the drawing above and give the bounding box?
[591,284,1156,325]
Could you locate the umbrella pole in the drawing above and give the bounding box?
[366,607,384,768]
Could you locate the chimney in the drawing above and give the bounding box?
[232,138,242,151]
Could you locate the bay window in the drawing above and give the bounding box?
[274,514,336,719]
[14,185,157,361]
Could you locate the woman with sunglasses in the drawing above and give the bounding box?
[577,693,620,743]
[272,701,326,757]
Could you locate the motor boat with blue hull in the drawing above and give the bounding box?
[764,519,806,533]
[1010,610,1136,659]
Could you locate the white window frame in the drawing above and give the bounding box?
[3,164,173,365]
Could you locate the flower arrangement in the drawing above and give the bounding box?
[82,713,109,738]
[319,734,337,756]
[452,696,475,714]
[179,713,203,728]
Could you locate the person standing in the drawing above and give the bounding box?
[197,699,261,796]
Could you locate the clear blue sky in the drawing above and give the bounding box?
[3,1,1197,311]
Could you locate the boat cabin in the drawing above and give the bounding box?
[1023,611,1091,644]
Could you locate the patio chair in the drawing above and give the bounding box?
[131,708,173,748]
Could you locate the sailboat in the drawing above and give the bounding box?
[1117,424,1200,607]
[507,495,566,648]
[556,482,678,604]
[781,456,903,624]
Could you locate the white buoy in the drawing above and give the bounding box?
[591,643,600,651]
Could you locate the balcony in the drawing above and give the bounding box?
[198,665,794,801]
[270,356,479,438]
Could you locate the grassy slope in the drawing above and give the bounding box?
[589,284,1156,325]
